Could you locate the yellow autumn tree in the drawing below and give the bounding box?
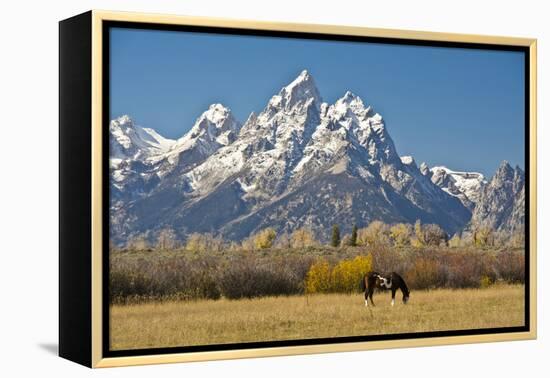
[357,220,390,246]
[474,226,494,247]
[253,228,277,249]
[291,228,317,248]
[390,223,412,246]
[305,255,373,294]
[305,259,331,294]
[330,255,373,293]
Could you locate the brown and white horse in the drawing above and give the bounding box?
[361,271,410,307]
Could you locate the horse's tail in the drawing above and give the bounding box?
[360,274,367,292]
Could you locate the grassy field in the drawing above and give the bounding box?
[110,284,524,350]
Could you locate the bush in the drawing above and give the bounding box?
[305,255,372,294]
[480,275,493,288]
[218,256,305,299]
[330,255,373,293]
[110,243,525,303]
[496,250,525,283]
[405,257,440,290]
[370,244,403,273]
[109,255,222,303]
[305,259,331,294]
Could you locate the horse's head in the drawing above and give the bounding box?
[403,293,410,304]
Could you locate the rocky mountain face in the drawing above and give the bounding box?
[109,70,523,246]
[468,161,525,233]
[427,165,487,210]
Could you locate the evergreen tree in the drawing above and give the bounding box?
[331,224,341,247]
[350,224,358,246]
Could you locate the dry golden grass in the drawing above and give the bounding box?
[110,284,524,350]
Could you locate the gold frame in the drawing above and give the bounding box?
[90,9,537,368]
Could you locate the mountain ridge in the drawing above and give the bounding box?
[109,70,524,245]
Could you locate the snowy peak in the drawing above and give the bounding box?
[269,70,322,111]
[109,115,176,161]
[493,160,516,182]
[486,161,524,194]
[430,166,486,208]
[400,155,417,167]
[171,103,241,155]
[419,162,431,177]
[334,91,371,116]
[469,160,525,232]
[189,103,240,137]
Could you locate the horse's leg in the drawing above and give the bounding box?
[391,288,396,307]
[368,288,375,307]
[364,286,369,307]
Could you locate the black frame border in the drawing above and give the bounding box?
[101,20,531,359]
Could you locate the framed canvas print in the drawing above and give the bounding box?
[59,10,537,368]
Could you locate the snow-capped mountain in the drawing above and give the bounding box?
[109,104,241,203]
[110,115,176,202]
[109,70,513,245]
[427,165,487,210]
[110,115,176,162]
[468,161,525,233]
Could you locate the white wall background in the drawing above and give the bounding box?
[0,0,547,376]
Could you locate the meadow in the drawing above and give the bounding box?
[110,284,525,350]
[109,237,525,350]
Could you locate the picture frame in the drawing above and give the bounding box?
[59,10,537,368]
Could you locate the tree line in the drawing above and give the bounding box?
[120,219,524,253]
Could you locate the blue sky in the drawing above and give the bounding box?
[109,27,525,176]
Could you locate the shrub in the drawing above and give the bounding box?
[305,259,331,294]
[330,255,373,293]
[305,255,372,294]
[370,244,403,273]
[218,254,312,299]
[109,255,222,303]
[405,257,440,290]
[496,250,525,283]
[110,241,525,303]
[480,275,493,288]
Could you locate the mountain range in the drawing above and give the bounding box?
[109,70,525,245]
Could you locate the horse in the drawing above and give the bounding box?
[361,271,410,307]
